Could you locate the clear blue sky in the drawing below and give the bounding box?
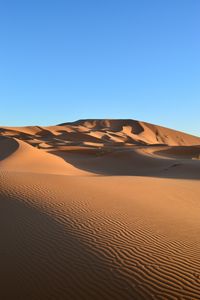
[0,0,199,136]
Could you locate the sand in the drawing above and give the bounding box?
[0,119,200,299]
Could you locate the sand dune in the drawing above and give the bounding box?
[0,119,200,299]
[0,136,88,175]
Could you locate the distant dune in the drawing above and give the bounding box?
[0,119,200,299]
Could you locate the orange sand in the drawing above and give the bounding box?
[0,119,200,299]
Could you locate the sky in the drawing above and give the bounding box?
[0,0,199,136]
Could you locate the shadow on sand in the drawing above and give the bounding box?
[49,146,200,180]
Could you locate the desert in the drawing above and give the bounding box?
[0,119,200,299]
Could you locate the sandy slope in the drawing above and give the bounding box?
[0,119,200,299]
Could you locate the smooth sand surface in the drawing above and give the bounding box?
[0,119,200,299]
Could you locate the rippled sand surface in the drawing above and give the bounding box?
[0,119,200,299]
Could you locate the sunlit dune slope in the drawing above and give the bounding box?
[59,119,200,146]
[0,136,89,175]
[1,119,200,149]
[1,119,199,178]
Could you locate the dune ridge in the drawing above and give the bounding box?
[0,119,200,299]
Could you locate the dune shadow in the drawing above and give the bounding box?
[59,119,144,134]
[154,145,200,159]
[0,137,19,161]
[49,147,200,180]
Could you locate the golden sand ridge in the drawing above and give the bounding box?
[0,119,200,299]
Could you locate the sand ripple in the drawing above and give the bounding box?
[1,172,200,299]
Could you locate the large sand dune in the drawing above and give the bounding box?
[0,119,200,299]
